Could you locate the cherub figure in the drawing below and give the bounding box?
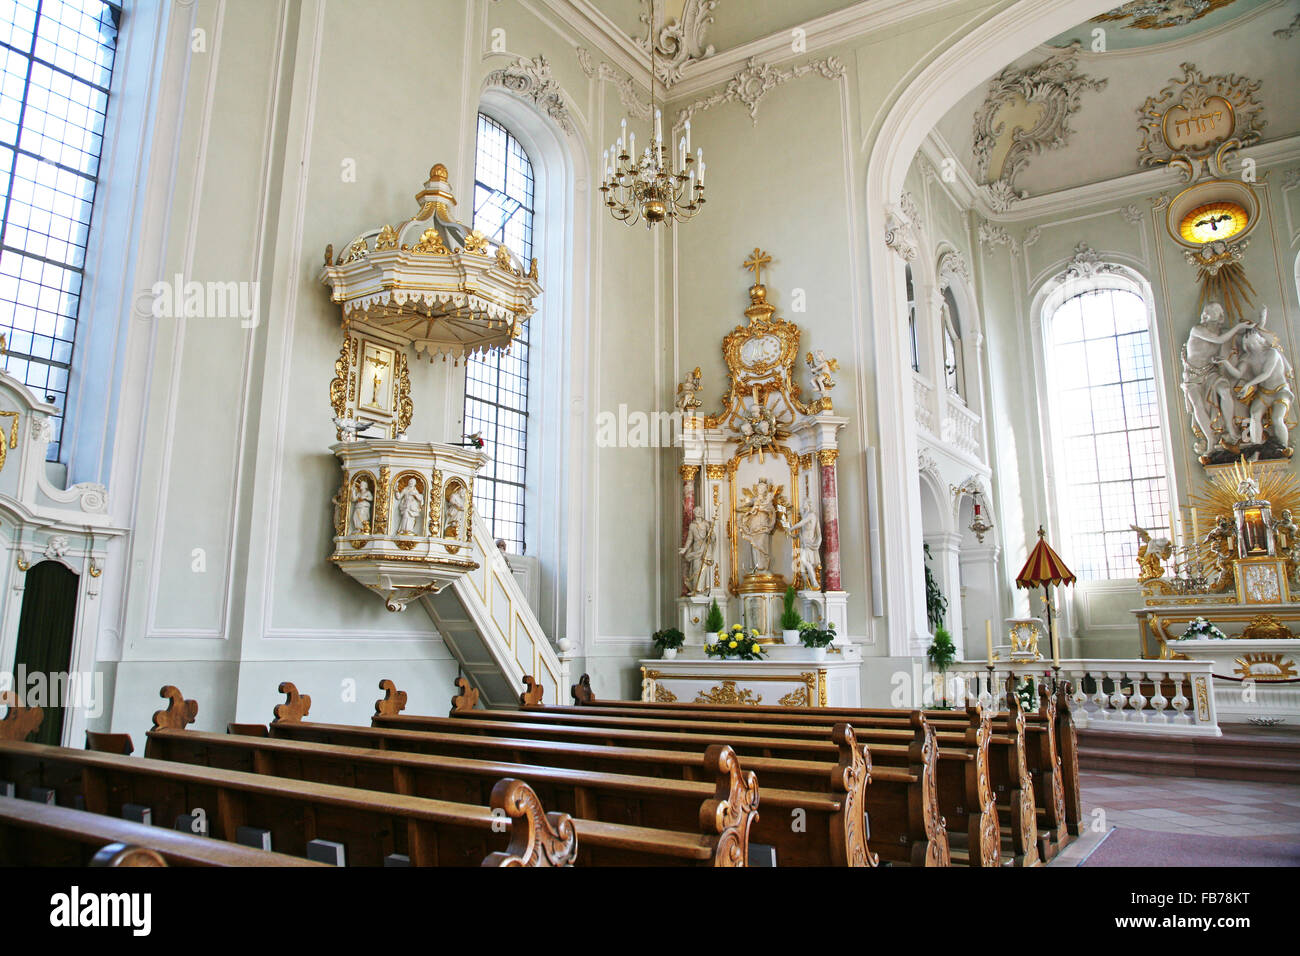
[806,350,839,400]
[675,367,703,415]
[1130,524,1173,584]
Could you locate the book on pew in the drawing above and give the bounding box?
[384,854,410,867]
[237,826,273,851]
[26,787,55,805]
[306,839,346,866]
[122,803,152,826]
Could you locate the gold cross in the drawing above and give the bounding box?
[742,248,771,286]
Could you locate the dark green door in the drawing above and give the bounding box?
[13,561,78,745]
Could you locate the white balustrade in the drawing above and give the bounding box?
[913,375,936,435]
[941,398,981,459]
[944,659,1221,737]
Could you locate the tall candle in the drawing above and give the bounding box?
[655,109,662,145]
[1050,615,1060,666]
[985,619,993,663]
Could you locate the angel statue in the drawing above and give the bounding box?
[806,350,839,400]
[1200,515,1236,591]
[1270,509,1300,584]
[787,496,822,590]
[1129,524,1172,584]
[675,367,703,415]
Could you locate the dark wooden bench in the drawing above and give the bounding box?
[559,673,1056,865]
[359,679,948,866]
[0,795,326,866]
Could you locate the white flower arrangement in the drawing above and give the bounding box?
[1178,616,1227,640]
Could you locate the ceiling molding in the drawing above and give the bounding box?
[983,133,1300,222]
[545,0,958,104]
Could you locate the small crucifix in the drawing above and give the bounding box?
[742,248,772,287]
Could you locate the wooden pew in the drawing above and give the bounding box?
[562,673,1060,864]
[358,679,947,866]
[569,672,1081,842]
[0,795,325,867]
[140,686,765,866]
[0,693,578,867]
[442,687,997,866]
[212,682,867,866]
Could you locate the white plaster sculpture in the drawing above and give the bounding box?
[1213,315,1294,448]
[444,485,467,535]
[1181,303,1251,456]
[351,478,373,534]
[679,506,712,594]
[737,478,779,573]
[675,367,703,415]
[333,416,376,443]
[806,350,839,400]
[788,496,822,589]
[395,477,423,535]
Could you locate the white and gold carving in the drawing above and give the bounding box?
[675,55,845,126]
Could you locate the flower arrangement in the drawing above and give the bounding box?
[1179,617,1227,640]
[798,620,837,649]
[652,627,685,651]
[706,624,767,660]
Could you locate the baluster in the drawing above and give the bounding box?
[1170,672,1189,723]
[1125,670,1148,723]
[1147,671,1168,723]
[1091,670,1110,720]
[1107,671,1127,718]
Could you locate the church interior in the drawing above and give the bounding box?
[0,0,1299,882]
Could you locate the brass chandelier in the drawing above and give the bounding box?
[599,41,705,227]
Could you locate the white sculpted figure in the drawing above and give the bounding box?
[679,506,712,594]
[1213,313,1294,448]
[444,485,467,536]
[788,497,822,589]
[675,367,702,415]
[1180,303,1251,456]
[351,478,373,534]
[806,350,839,400]
[395,478,423,535]
[738,478,780,573]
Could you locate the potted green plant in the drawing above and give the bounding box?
[705,624,767,661]
[798,620,836,661]
[652,626,685,660]
[1178,617,1227,640]
[703,598,725,635]
[780,585,803,645]
[927,626,957,708]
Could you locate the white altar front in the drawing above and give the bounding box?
[640,643,862,708]
[1175,638,1300,723]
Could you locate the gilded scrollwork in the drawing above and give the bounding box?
[694,680,762,706]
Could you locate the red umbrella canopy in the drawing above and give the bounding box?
[1016,526,1077,589]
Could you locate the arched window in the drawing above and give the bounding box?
[464,113,533,553]
[0,1,120,461]
[905,265,919,373]
[941,288,962,399]
[1044,282,1170,580]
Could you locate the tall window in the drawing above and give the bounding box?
[463,113,533,553]
[905,265,919,373]
[0,0,119,461]
[1046,285,1170,580]
[941,290,962,398]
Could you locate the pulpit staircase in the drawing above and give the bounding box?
[420,512,568,707]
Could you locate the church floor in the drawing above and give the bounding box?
[1051,771,1300,866]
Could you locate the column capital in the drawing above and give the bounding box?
[817,449,839,467]
[679,464,700,481]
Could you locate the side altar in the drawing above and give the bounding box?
[674,249,849,643]
[647,249,861,707]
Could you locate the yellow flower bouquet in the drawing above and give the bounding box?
[704,625,766,660]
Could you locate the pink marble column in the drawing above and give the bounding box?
[819,450,841,591]
[681,465,698,595]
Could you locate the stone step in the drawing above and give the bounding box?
[1078,726,1300,784]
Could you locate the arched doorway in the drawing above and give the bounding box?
[13,560,79,745]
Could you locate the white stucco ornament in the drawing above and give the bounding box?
[44,535,70,560]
